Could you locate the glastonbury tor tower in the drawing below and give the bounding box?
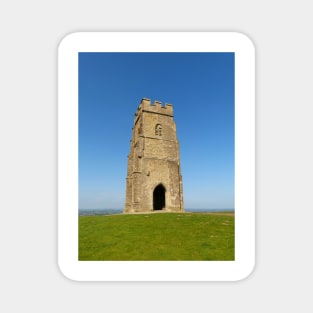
[124,98,184,213]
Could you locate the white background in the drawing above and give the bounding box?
[58,32,255,282]
[0,1,312,312]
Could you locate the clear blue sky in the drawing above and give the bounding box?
[79,52,234,209]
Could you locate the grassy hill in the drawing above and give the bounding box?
[79,212,234,261]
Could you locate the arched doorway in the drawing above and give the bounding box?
[153,184,166,211]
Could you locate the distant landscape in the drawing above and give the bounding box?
[79,208,234,216]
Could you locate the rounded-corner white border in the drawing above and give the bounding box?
[58,32,255,281]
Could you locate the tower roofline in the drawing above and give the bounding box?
[135,98,174,117]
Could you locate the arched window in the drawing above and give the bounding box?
[155,124,162,136]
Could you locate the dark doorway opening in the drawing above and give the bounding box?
[153,184,165,211]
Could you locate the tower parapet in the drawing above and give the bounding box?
[135,98,174,117]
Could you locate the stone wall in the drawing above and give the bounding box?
[124,98,184,213]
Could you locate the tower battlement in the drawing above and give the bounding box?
[135,98,173,117]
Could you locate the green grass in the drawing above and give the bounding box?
[79,212,234,261]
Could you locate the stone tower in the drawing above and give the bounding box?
[124,98,184,213]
